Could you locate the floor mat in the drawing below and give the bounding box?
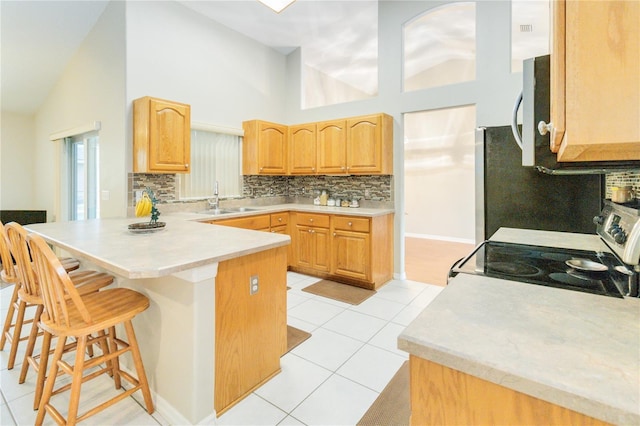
[286,325,311,354]
[357,361,410,426]
[301,279,375,305]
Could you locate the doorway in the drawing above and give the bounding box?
[403,106,476,285]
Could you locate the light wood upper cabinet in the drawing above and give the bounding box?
[242,113,393,175]
[316,120,347,174]
[133,96,191,173]
[288,124,317,174]
[347,114,393,174]
[243,120,288,175]
[550,0,640,162]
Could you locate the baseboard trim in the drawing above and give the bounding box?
[405,233,475,245]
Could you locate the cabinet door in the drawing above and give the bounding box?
[289,124,317,175]
[313,228,330,272]
[551,0,640,161]
[347,115,382,174]
[258,122,288,174]
[317,120,347,174]
[332,230,370,281]
[294,225,314,269]
[242,120,287,175]
[134,96,191,173]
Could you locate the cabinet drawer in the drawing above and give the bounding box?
[216,214,271,230]
[333,216,370,233]
[295,213,330,228]
[270,213,289,227]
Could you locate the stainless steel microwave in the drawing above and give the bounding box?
[512,55,640,175]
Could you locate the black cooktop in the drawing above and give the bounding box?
[452,241,627,298]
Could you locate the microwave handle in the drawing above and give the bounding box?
[511,91,524,150]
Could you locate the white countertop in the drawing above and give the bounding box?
[398,228,640,425]
[182,202,394,221]
[26,216,290,279]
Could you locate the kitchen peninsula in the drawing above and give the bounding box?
[399,228,640,425]
[25,216,290,425]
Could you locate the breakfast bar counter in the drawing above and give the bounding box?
[26,217,290,425]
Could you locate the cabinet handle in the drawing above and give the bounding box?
[333,232,336,236]
[310,218,314,222]
[341,166,345,171]
[185,163,189,168]
[312,167,315,171]
[260,167,264,171]
[348,222,352,226]
[537,121,554,136]
[278,217,282,222]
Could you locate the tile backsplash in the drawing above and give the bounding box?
[129,173,392,208]
[605,171,640,197]
[129,171,639,211]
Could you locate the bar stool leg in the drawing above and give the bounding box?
[107,326,122,389]
[0,283,19,350]
[18,304,43,383]
[31,329,52,410]
[7,300,26,369]
[66,336,88,426]
[124,320,154,413]
[36,336,66,426]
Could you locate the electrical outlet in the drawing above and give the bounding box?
[250,275,259,295]
[364,189,371,199]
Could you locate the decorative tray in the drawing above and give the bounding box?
[128,222,166,234]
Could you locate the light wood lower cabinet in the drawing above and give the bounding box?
[209,210,394,290]
[332,216,370,282]
[208,214,270,231]
[409,355,609,426]
[290,212,394,289]
[292,213,331,273]
[215,247,287,415]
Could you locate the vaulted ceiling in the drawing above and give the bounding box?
[0,0,377,114]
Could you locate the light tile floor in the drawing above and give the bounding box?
[0,272,442,425]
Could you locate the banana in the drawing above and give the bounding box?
[135,193,153,217]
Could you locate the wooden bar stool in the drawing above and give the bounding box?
[0,222,81,365]
[4,222,115,409]
[28,233,154,425]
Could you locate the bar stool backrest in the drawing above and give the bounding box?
[0,221,18,283]
[27,233,93,328]
[5,223,38,300]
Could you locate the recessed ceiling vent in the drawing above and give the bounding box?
[520,24,533,32]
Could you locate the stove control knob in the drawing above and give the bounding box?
[593,215,605,225]
[614,231,627,244]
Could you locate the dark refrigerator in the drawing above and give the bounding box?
[475,126,604,243]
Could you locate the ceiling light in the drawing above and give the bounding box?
[258,0,295,13]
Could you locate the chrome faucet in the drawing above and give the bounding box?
[209,181,220,211]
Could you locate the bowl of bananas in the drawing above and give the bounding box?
[129,188,165,233]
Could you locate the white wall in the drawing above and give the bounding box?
[125,1,287,136]
[283,1,521,276]
[28,0,288,220]
[1,111,36,209]
[34,0,126,220]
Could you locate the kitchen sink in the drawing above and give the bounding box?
[195,207,261,216]
[195,209,235,216]
[226,207,261,212]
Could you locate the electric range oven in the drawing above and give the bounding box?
[450,200,640,298]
